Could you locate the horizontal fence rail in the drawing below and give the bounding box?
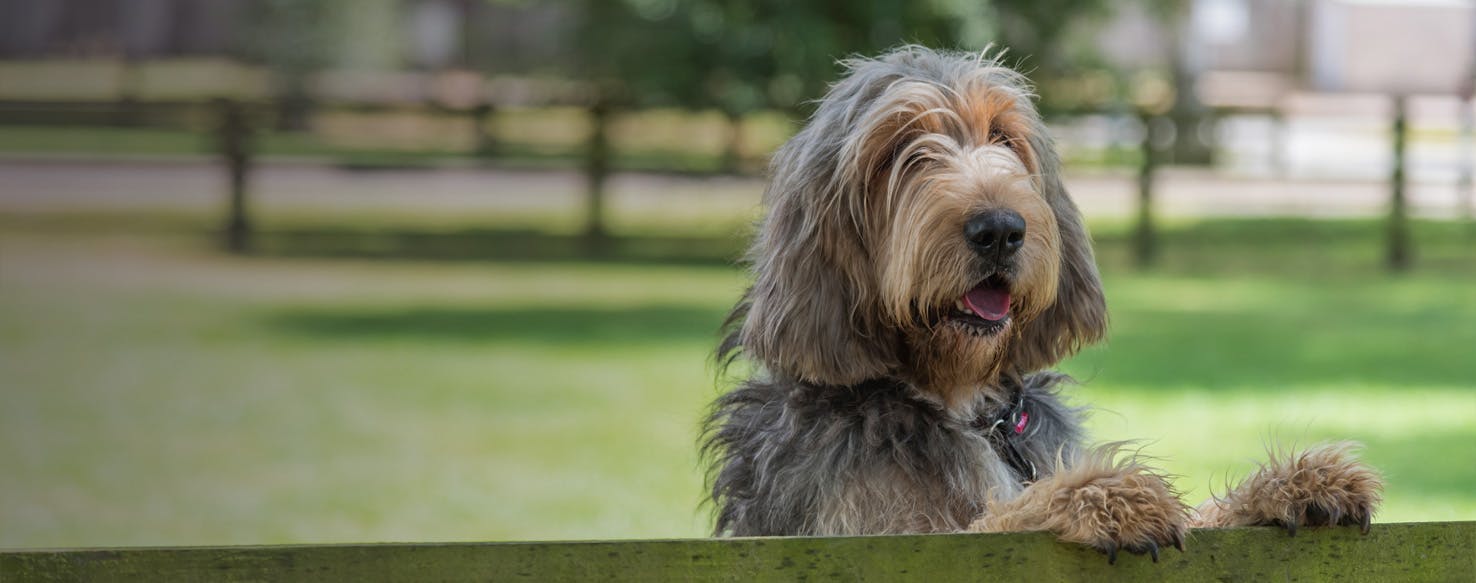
[2,522,1473,582]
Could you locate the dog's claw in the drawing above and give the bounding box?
[1105,542,1118,565]
[1171,531,1185,553]
[1326,506,1343,527]
[1285,519,1298,537]
[1360,513,1371,535]
[1148,541,1159,563]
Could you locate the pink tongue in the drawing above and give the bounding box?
[964,285,1011,321]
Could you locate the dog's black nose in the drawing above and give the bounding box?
[964,209,1026,260]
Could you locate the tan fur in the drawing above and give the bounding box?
[845,70,1063,406]
[879,145,1061,406]
[969,445,1190,559]
[1192,442,1383,533]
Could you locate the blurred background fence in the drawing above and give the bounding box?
[4,0,1476,267]
[1,0,1474,548]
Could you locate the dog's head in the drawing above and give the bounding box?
[725,47,1106,406]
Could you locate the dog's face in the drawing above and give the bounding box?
[728,48,1106,406]
[859,80,1063,398]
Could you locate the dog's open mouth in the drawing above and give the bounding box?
[946,275,1011,334]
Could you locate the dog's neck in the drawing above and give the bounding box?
[809,373,1022,418]
[903,365,1021,413]
[805,374,1039,482]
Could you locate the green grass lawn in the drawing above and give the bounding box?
[1,218,1474,549]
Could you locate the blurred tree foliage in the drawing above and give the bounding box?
[565,0,1114,232]
[241,0,346,131]
[572,0,1000,114]
[568,0,1112,171]
[994,0,1110,76]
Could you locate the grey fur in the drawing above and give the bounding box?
[705,47,1106,536]
[704,373,1084,536]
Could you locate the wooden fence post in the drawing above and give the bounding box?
[584,97,612,254]
[721,109,744,175]
[471,103,497,158]
[1134,112,1159,269]
[216,98,254,254]
[1269,107,1287,178]
[116,56,144,128]
[1387,95,1411,272]
[1458,90,1474,232]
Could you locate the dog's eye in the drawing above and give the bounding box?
[889,141,930,164]
[989,127,1013,150]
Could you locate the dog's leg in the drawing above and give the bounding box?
[1190,441,1382,535]
[968,446,1190,564]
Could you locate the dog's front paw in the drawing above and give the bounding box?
[1200,442,1382,536]
[972,449,1190,565]
[1056,462,1190,564]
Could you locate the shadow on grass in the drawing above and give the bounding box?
[1091,218,1476,277]
[265,304,729,346]
[255,218,1476,389]
[252,227,746,267]
[266,294,1475,391]
[240,218,1475,273]
[1067,300,1476,391]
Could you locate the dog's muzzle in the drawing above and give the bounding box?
[944,209,1025,334]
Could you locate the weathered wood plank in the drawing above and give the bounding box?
[2,522,1472,582]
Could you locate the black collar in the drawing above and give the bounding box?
[971,380,1037,482]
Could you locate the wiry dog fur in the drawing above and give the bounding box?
[703,47,1381,561]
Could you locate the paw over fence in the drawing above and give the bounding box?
[3,521,1471,581]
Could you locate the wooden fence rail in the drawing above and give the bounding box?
[2,521,1472,582]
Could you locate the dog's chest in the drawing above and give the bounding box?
[803,389,1033,534]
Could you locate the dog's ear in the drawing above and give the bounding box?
[725,120,898,387]
[1009,131,1108,372]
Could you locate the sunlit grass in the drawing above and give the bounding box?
[1,222,1473,548]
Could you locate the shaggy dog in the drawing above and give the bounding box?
[703,46,1381,562]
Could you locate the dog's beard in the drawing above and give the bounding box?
[906,315,1012,407]
[902,272,1018,402]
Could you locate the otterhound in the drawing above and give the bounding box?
[703,46,1381,562]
